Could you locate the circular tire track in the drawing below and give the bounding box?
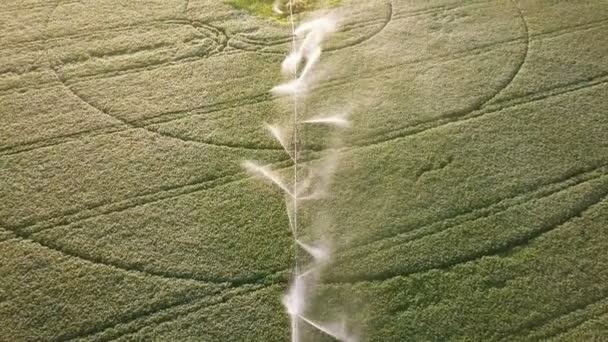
[344,0,531,148]
[44,4,276,151]
[35,3,285,283]
[32,0,529,283]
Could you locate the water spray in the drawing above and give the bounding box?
[243,3,356,341]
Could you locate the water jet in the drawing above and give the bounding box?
[244,5,354,341]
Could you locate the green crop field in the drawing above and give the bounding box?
[1,0,607,340]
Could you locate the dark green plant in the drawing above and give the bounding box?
[228,0,342,18]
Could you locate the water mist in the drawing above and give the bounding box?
[243,4,356,342]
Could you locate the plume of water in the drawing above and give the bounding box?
[244,9,355,342]
[243,161,294,198]
[299,317,358,342]
[303,113,351,128]
[272,0,284,14]
[272,14,338,97]
[272,78,307,97]
[284,274,307,316]
[297,150,340,201]
[284,274,306,342]
[294,16,338,38]
[296,239,329,262]
[265,123,294,159]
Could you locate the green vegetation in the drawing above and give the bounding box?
[228,0,342,18]
[1,0,608,340]
[229,0,279,18]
